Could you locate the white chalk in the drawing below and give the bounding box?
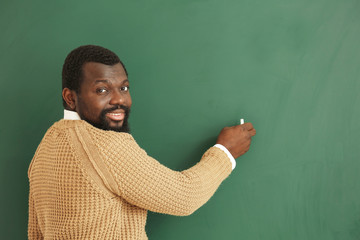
[240,118,244,125]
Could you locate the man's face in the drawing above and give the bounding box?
[74,62,132,132]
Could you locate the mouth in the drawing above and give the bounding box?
[105,111,125,122]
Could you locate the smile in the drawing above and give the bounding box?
[106,112,125,121]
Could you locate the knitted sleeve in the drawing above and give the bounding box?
[74,124,232,216]
[28,192,43,240]
[28,144,43,240]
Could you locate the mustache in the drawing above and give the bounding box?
[102,105,130,115]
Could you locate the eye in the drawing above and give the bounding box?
[96,88,108,94]
[121,86,130,92]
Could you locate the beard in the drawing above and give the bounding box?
[81,105,131,133]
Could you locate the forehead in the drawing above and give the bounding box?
[81,62,127,84]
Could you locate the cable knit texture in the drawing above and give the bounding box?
[28,120,232,239]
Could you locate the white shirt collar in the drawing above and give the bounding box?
[64,109,81,120]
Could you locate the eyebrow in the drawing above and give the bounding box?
[94,79,129,85]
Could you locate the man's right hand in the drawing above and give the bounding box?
[216,123,256,159]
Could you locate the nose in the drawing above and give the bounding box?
[109,90,125,106]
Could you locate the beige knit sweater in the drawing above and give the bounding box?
[28,120,232,239]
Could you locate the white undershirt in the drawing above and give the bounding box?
[63,109,236,170]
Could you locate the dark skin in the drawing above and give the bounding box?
[216,123,256,159]
[63,62,256,159]
[63,62,131,131]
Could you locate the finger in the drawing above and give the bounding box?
[242,123,254,131]
[236,123,251,131]
[249,128,256,136]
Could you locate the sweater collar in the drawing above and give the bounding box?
[64,110,81,120]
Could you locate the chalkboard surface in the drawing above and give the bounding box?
[1,0,360,239]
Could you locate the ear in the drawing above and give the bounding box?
[62,88,78,111]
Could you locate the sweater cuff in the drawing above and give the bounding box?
[213,144,236,170]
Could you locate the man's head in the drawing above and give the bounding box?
[62,45,132,132]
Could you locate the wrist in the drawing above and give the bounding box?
[213,144,236,170]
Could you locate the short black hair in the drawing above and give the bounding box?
[62,45,127,108]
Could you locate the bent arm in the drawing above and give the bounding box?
[87,127,232,216]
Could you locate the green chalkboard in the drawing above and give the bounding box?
[1,0,360,239]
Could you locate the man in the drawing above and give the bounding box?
[28,45,256,239]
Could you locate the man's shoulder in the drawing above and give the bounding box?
[57,119,134,141]
[50,119,85,130]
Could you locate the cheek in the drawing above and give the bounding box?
[79,96,106,118]
[89,100,108,115]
